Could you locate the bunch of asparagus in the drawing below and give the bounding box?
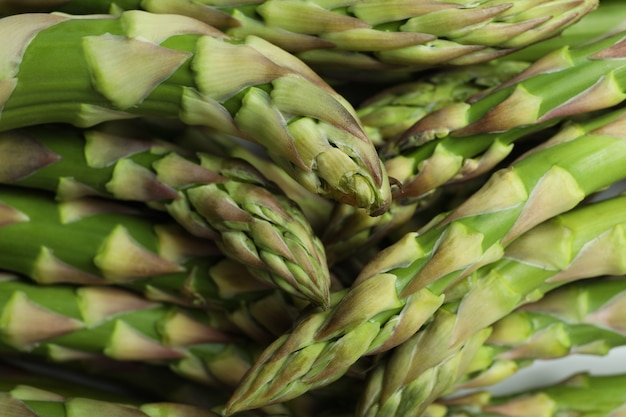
[1,1,626,416]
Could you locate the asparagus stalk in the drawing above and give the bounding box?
[456,276,626,391]
[320,60,530,265]
[223,106,626,414]
[0,185,267,306]
[0,10,390,215]
[0,273,263,393]
[0,0,596,77]
[437,372,626,417]
[385,28,626,201]
[358,193,626,417]
[357,60,531,146]
[0,121,331,308]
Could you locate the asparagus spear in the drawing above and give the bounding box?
[384,28,626,202]
[0,121,331,308]
[223,106,626,414]
[0,0,597,78]
[0,10,390,215]
[357,60,531,146]
[456,276,626,391]
[0,273,263,393]
[437,372,626,417]
[320,60,530,265]
[0,185,264,305]
[358,193,626,417]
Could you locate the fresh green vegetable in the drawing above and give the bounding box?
[385,29,626,202]
[224,106,626,414]
[0,121,331,308]
[358,193,626,417]
[436,372,626,417]
[0,0,597,78]
[0,10,390,215]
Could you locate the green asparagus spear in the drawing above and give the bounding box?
[384,28,626,202]
[438,372,626,417]
[357,60,531,147]
[0,273,262,392]
[223,104,626,414]
[0,184,287,315]
[456,276,626,391]
[358,193,626,417]
[0,121,331,308]
[320,60,530,265]
[0,0,596,78]
[0,10,390,215]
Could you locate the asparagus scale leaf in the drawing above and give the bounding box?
[223,106,626,414]
[0,10,390,215]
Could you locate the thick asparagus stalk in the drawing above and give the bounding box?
[0,10,390,215]
[223,106,626,414]
[456,276,626,391]
[438,372,626,417]
[358,193,626,417]
[0,273,263,393]
[0,0,596,78]
[385,28,626,201]
[0,121,331,308]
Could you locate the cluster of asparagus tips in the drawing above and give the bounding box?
[223,103,626,414]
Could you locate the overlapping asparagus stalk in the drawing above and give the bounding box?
[357,193,626,417]
[384,28,626,202]
[456,276,626,391]
[0,272,264,394]
[0,121,331,308]
[0,0,597,78]
[0,10,390,215]
[223,105,626,414]
[436,372,626,417]
[6,187,311,342]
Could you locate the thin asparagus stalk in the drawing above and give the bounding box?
[0,10,390,215]
[223,106,626,414]
[0,0,596,78]
[358,193,626,417]
[437,372,626,417]
[384,28,626,202]
[456,276,626,391]
[0,121,331,308]
[0,273,262,393]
